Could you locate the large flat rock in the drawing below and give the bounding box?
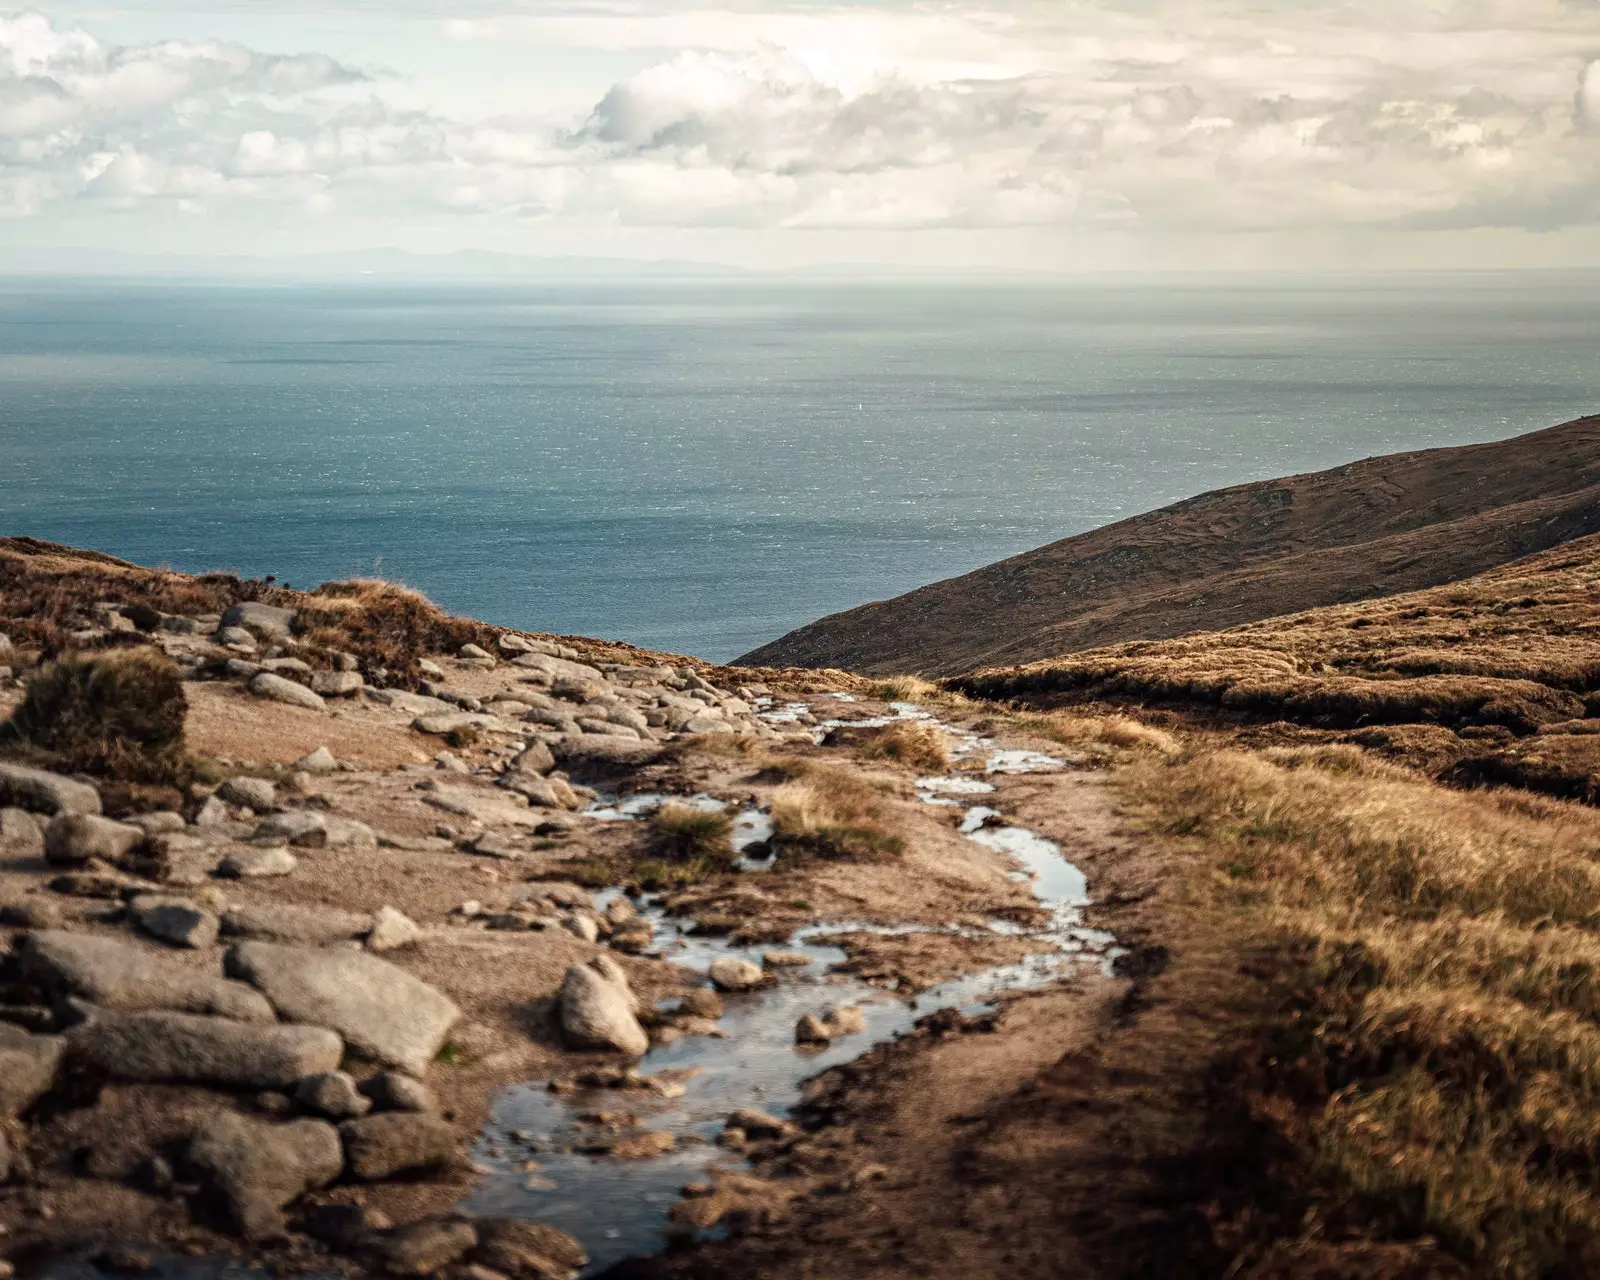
[221,902,370,945]
[68,1009,342,1088]
[0,762,101,816]
[19,931,276,1022]
[227,942,459,1075]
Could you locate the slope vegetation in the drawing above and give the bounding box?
[739,414,1600,676]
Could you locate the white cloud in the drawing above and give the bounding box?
[4,3,1600,242]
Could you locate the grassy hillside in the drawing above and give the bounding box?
[739,414,1600,676]
[942,536,1600,1277]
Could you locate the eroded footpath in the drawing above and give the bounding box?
[0,614,1157,1280]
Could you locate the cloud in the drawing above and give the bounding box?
[4,4,1600,238]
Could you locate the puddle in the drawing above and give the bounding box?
[464,702,1116,1274]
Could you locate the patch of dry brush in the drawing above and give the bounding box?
[1136,743,1600,1275]
[770,762,904,862]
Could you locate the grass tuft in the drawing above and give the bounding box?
[2,647,187,783]
[770,764,904,861]
[857,720,951,772]
[650,803,736,868]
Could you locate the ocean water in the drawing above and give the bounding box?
[2,272,1597,662]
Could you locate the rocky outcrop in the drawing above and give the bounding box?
[0,762,101,816]
[226,942,460,1074]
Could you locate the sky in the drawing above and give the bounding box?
[6,1,1600,270]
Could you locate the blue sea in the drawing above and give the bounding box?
[2,272,1597,662]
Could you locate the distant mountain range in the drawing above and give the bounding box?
[739,414,1600,676]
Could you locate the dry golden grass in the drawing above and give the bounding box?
[1133,742,1600,1275]
[856,720,951,772]
[650,802,736,866]
[955,534,1600,739]
[770,763,904,862]
[1015,709,1183,758]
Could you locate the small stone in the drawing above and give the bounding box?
[435,752,471,775]
[560,913,599,944]
[295,1070,372,1120]
[0,807,44,856]
[825,1004,866,1036]
[678,988,724,1019]
[473,1219,586,1279]
[127,811,186,837]
[418,659,445,679]
[606,1129,675,1160]
[0,762,102,816]
[459,644,493,661]
[795,1013,832,1045]
[186,1110,341,1240]
[248,672,326,711]
[0,1023,64,1117]
[292,746,339,773]
[763,950,813,968]
[340,1112,459,1180]
[252,809,330,847]
[360,1071,438,1114]
[222,901,368,944]
[310,670,364,697]
[221,601,295,639]
[707,956,765,992]
[132,897,220,949]
[217,845,298,879]
[218,777,277,810]
[367,906,422,953]
[559,959,648,1056]
[376,1218,478,1277]
[42,813,144,868]
[602,897,636,928]
[0,898,63,929]
[218,626,258,650]
[193,795,231,828]
[728,1107,795,1140]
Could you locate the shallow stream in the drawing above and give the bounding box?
[462,703,1119,1274]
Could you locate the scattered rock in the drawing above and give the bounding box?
[376,1218,478,1277]
[310,670,364,697]
[606,1129,675,1160]
[602,897,636,928]
[550,736,665,770]
[360,1071,438,1114]
[559,959,649,1056]
[42,813,144,868]
[222,902,369,945]
[763,950,812,968]
[727,1107,796,1140]
[227,941,461,1074]
[707,956,765,992]
[126,811,186,837]
[296,1070,372,1120]
[217,845,298,879]
[193,795,231,828]
[434,752,470,775]
[678,988,724,1020]
[0,807,44,856]
[499,773,580,810]
[559,913,599,944]
[221,601,296,639]
[218,777,277,810]
[795,1013,831,1045]
[248,672,326,711]
[305,1202,392,1249]
[69,1009,342,1088]
[511,741,556,775]
[418,658,445,679]
[132,896,220,949]
[186,1110,341,1240]
[19,931,275,1021]
[472,1219,587,1280]
[825,1004,866,1035]
[0,897,62,929]
[459,644,493,661]
[367,905,422,952]
[340,1111,459,1180]
[0,763,101,816]
[0,1023,64,1117]
[292,746,339,773]
[252,809,329,847]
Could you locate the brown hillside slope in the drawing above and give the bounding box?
[955,530,1600,804]
[738,414,1600,676]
